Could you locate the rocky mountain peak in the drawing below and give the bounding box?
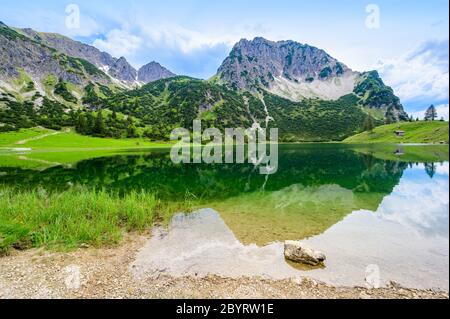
[18,27,173,85]
[217,37,408,121]
[217,37,356,100]
[138,61,176,83]
[109,57,137,83]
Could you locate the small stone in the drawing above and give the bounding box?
[284,241,326,266]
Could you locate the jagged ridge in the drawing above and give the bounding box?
[217,37,408,122]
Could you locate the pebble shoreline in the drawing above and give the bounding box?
[0,235,448,299]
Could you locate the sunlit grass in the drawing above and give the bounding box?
[0,128,51,147]
[344,121,449,144]
[0,186,160,254]
[0,128,174,150]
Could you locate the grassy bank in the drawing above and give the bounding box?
[0,187,163,254]
[344,121,449,144]
[0,127,51,147]
[0,127,173,150]
[351,144,449,162]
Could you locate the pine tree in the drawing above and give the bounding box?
[424,105,438,121]
[125,116,137,138]
[86,112,95,134]
[363,113,375,132]
[94,110,105,136]
[126,124,137,138]
[126,115,133,126]
[75,113,87,134]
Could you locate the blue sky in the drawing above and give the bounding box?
[1,0,448,117]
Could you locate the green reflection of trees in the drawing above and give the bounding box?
[0,146,409,201]
[0,145,425,245]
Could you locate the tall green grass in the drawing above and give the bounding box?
[0,186,159,254]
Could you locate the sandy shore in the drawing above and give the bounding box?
[0,234,447,299]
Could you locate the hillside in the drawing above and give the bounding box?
[103,76,369,141]
[0,22,174,109]
[0,127,171,149]
[344,121,449,144]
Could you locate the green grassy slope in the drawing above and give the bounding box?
[0,127,51,147]
[104,76,369,142]
[0,128,172,150]
[344,121,449,144]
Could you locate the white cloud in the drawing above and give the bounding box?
[376,39,449,103]
[63,10,102,38]
[138,24,238,54]
[93,29,142,58]
[377,174,449,238]
[436,162,450,176]
[409,104,449,121]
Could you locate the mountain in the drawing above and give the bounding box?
[0,22,112,101]
[0,22,176,106]
[217,37,409,122]
[19,28,117,71]
[18,27,175,85]
[0,23,409,141]
[107,57,137,83]
[138,62,176,83]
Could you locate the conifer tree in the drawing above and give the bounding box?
[424,105,438,121]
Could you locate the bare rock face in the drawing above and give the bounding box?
[19,27,174,84]
[0,23,109,86]
[109,57,138,83]
[217,37,352,92]
[138,62,176,83]
[217,37,409,122]
[20,28,116,69]
[284,241,326,266]
[20,28,137,83]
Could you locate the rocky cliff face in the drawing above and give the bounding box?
[19,27,175,84]
[20,28,116,69]
[217,37,408,121]
[108,57,138,83]
[354,71,409,122]
[0,22,179,110]
[0,23,110,88]
[218,37,354,92]
[138,62,175,83]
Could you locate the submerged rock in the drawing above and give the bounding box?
[284,241,326,266]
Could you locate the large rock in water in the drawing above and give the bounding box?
[284,241,326,266]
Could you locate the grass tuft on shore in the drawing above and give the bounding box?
[0,186,159,255]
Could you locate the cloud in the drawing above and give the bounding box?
[376,39,449,104]
[63,13,103,38]
[377,169,449,238]
[409,104,449,121]
[91,22,272,78]
[139,24,236,54]
[436,162,450,175]
[93,29,142,58]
